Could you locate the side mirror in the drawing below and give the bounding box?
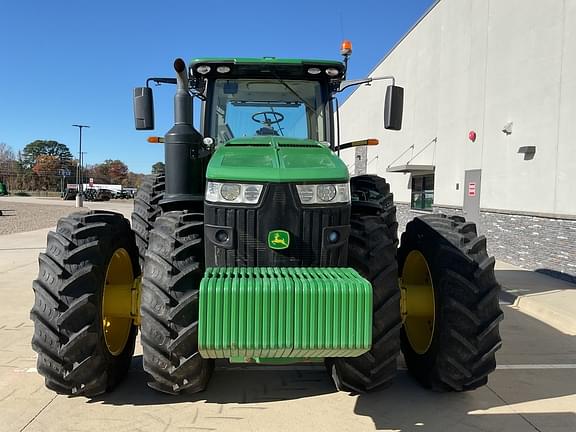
[133,87,154,130]
[384,85,404,130]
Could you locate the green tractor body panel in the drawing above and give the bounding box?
[198,267,372,361]
[206,137,349,183]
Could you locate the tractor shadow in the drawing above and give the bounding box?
[353,371,576,431]
[91,306,576,432]
[354,305,576,431]
[91,357,335,406]
[495,268,576,299]
[535,268,576,285]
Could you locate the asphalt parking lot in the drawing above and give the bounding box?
[0,198,575,432]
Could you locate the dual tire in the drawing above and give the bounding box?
[329,175,503,393]
[30,204,211,396]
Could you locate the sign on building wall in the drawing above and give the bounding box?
[468,182,476,197]
[464,170,482,227]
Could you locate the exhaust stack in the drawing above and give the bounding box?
[173,58,192,125]
[163,58,206,209]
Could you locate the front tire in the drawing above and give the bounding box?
[327,175,402,393]
[140,211,214,394]
[30,211,139,396]
[398,214,503,391]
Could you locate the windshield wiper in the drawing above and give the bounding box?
[273,76,316,113]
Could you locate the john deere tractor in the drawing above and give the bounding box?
[31,51,502,396]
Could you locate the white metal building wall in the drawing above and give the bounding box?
[339,0,576,218]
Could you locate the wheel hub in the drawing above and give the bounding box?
[102,248,138,356]
[400,249,435,355]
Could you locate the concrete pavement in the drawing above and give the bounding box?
[496,261,576,335]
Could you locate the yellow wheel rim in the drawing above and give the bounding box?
[400,250,435,355]
[102,248,134,356]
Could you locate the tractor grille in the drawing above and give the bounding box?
[204,184,350,267]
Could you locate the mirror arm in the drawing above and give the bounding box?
[145,77,205,101]
[338,75,396,92]
[146,77,177,87]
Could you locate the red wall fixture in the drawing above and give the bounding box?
[468,130,477,142]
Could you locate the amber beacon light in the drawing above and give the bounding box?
[340,39,353,56]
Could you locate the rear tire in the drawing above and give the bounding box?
[140,211,214,394]
[132,174,165,269]
[327,175,402,393]
[398,214,503,391]
[30,211,139,396]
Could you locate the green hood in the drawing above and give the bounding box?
[206,137,349,183]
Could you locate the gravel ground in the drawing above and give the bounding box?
[0,198,134,235]
[0,201,80,235]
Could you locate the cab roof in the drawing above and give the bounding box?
[191,57,344,67]
[189,57,345,80]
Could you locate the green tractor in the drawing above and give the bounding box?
[31,50,502,396]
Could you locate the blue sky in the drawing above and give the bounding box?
[0,0,434,173]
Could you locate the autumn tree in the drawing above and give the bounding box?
[21,140,73,168]
[92,162,110,182]
[32,155,62,190]
[71,158,142,189]
[109,160,128,184]
[125,171,144,188]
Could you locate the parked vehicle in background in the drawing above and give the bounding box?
[112,188,136,199]
[65,183,136,200]
[61,188,77,200]
[83,188,112,201]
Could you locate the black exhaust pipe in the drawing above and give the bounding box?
[162,58,208,210]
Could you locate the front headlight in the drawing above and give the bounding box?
[205,182,264,204]
[296,183,350,205]
[220,184,241,201]
[317,184,337,202]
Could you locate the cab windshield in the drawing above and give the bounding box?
[208,79,327,145]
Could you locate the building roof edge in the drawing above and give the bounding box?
[340,0,442,106]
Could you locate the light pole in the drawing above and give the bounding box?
[80,151,88,183]
[72,124,90,207]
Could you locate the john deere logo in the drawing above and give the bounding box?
[268,230,290,250]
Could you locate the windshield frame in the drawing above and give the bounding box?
[202,77,334,146]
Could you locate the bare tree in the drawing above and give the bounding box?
[0,142,14,163]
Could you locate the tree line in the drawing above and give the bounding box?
[0,140,146,192]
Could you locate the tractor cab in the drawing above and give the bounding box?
[188,58,344,148]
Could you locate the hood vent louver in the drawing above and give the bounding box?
[278,143,322,148]
[225,142,271,147]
